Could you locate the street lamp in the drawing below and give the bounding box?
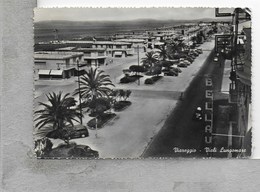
[137,45,140,86]
[76,60,83,124]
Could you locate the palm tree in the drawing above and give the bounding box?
[141,51,158,68]
[158,46,168,61]
[35,92,82,131]
[74,67,114,101]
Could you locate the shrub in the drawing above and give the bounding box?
[145,78,154,84]
[129,65,146,73]
[113,101,132,111]
[151,76,162,82]
[87,113,116,129]
[120,75,142,84]
[120,76,131,83]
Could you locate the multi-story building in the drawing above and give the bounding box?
[234,26,252,156]
[76,47,107,66]
[214,8,251,157]
[34,51,84,79]
[63,40,134,58]
[114,38,146,53]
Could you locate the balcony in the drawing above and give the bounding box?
[229,82,237,103]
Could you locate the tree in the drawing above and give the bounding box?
[118,89,126,101]
[35,92,82,130]
[74,67,114,101]
[129,65,146,75]
[161,61,172,71]
[125,90,132,101]
[151,65,162,77]
[166,41,180,59]
[158,45,168,61]
[141,51,158,67]
[86,97,111,118]
[35,92,83,144]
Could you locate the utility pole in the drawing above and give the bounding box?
[137,45,140,86]
[77,60,83,124]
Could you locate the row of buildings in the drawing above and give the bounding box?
[213,8,251,157]
[34,22,215,80]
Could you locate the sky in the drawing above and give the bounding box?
[34,8,233,22]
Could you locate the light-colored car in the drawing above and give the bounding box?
[178,62,188,68]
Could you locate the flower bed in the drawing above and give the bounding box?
[113,101,132,111]
[87,113,116,129]
[120,75,143,84]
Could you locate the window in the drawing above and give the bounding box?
[85,52,91,57]
[98,52,105,56]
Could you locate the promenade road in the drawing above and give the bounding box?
[36,39,215,158]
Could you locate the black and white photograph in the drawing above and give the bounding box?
[33,7,252,159]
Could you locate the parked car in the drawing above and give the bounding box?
[67,145,99,158]
[170,65,182,73]
[46,125,89,140]
[178,62,188,68]
[48,144,99,158]
[183,60,191,65]
[186,56,194,63]
[190,51,199,57]
[164,70,178,76]
[168,59,179,64]
[188,54,196,59]
[196,48,203,54]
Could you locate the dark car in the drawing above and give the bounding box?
[170,66,182,73]
[188,54,196,60]
[67,125,89,139]
[48,144,99,158]
[164,70,178,76]
[67,145,99,158]
[196,48,203,54]
[46,125,89,140]
[186,56,194,63]
[190,51,199,57]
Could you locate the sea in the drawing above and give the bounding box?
[34,20,192,43]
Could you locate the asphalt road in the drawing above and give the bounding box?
[142,50,225,158]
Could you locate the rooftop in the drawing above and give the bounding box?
[55,47,76,51]
[63,40,131,45]
[34,51,84,60]
[77,47,106,52]
[114,39,146,43]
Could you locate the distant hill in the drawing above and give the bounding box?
[34,18,231,29]
[34,18,231,43]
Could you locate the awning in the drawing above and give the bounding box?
[50,70,63,76]
[38,70,50,75]
[114,51,122,56]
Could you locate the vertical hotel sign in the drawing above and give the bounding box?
[205,77,213,145]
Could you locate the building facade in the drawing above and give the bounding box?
[34,51,84,79]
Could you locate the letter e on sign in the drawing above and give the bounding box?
[205,78,212,86]
[205,90,213,99]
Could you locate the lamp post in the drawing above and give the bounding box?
[137,45,140,86]
[77,60,83,124]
